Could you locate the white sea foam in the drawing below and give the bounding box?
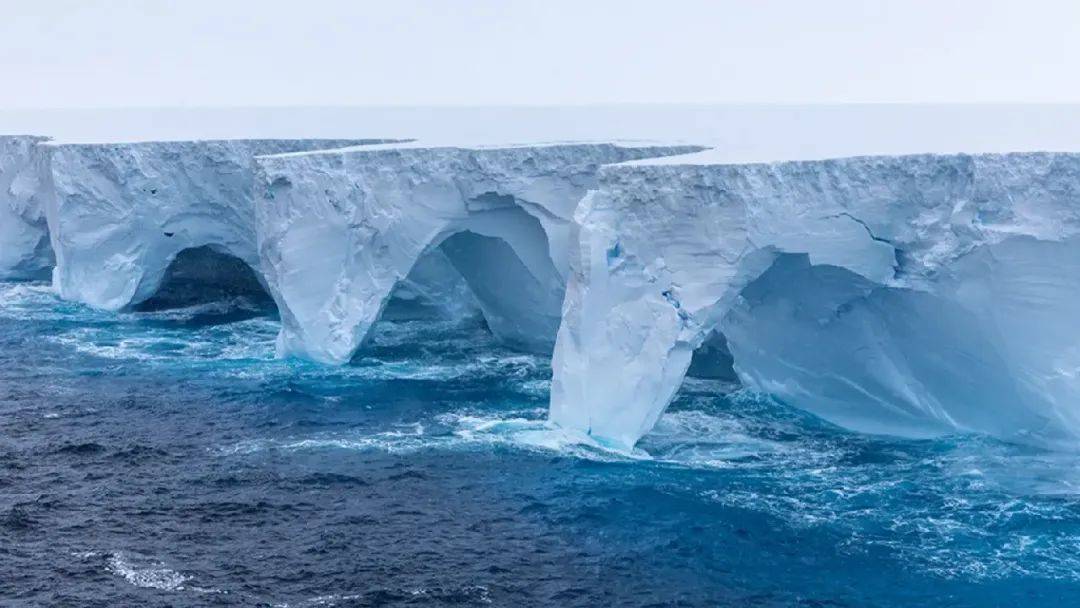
[105,552,191,591]
[101,551,224,595]
[0,282,70,321]
[214,402,824,469]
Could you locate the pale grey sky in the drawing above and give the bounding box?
[2,0,1079,108]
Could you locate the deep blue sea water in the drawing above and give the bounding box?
[3,280,1080,607]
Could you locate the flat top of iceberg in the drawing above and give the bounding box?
[4,104,1080,162]
[615,148,1080,169]
[38,137,403,149]
[253,139,693,160]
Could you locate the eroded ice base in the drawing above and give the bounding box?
[723,242,1080,448]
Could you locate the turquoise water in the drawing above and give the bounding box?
[2,281,1080,606]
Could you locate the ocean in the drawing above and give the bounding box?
[2,280,1080,606]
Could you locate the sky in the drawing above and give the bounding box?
[2,0,1080,109]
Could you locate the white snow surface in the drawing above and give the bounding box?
[5,105,1080,162]
[254,143,703,364]
[550,152,1080,450]
[0,135,52,279]
[43,138,389,310]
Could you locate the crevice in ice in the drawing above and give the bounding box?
[824,211,905,277]
[833,212,893,247]
[606,241,622,267]
[132,246,274,314]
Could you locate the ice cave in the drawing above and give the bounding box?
[40,138,389,310]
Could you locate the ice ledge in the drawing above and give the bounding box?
[550,151,1080,450]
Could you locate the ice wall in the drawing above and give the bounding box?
[43,139,387,310]
[550,152,1080,449]
[254,143,703,364]
[0,135,52,279]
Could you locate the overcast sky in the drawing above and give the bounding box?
[3,0,1080,109]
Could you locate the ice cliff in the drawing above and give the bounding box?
[253,143,702,364]
[550,152,1080,449]
[0,136,52,279]
[42,139,388,310]
[20,129,1080,452]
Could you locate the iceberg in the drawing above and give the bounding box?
[550,152,1080,450]
[0,135,52,280]
[42,139,389,310]
[25,124,1080,452]
[253,143,703,364]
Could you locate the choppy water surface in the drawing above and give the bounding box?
[2,281,1080,607]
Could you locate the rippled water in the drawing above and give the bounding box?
[2,281,1080,606]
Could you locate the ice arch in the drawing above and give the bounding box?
[254,143,703,364]
[42,138,390,310]
[550,152,1080,450]
[131,245,273,312]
